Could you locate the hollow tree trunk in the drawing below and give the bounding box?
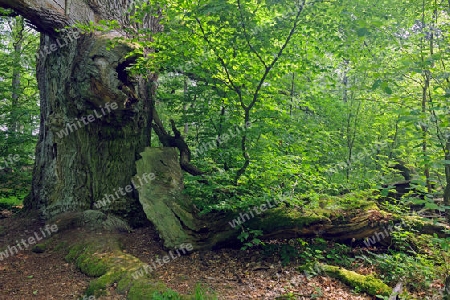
[0,0,159,226]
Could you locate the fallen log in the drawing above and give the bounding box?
[134,148,450,250]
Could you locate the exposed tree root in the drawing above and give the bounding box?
[63,230,186,299]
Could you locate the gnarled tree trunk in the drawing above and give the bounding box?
[0,0,159,226]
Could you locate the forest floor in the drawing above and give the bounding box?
[0,209,375,300]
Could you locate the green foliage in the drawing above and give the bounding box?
[358,250,442,293]
[0,191,26,209]
[261,238,353,268]
[150,284,217,300]
[84,0,450,221]
[237,228,263,250]
[0,16,39,200]
[151,289,181,300]
[192,283,217,300]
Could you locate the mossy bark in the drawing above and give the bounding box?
[321,264,392,296]
[135,147,202,248]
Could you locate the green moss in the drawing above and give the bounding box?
[75,253,109,277]
[31,243,47,253]
[249,207,328,230]
[63,236,178,298]
[85,269,125,296]
[65,243,86,262]
[54,241,68,252]
[128,281,178,300]
[306,191,380,211]
[246,195,380,232]
[30,234,55,254]
[322,264,392,296]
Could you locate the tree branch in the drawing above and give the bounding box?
[151,106,203,176]
[235,1,305,183]
[0,0,70,34]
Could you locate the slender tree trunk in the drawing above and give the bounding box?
[420,0,432,193]
[290,72,295,116]
[10,16,24,136]
[444,139,450,206]
[421,76,432,192]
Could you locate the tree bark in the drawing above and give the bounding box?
[0,0,160,226]
[444,139,450,207]
[10,16,24,136]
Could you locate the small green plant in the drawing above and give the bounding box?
[261,240,301,266]
[299,261,324,278]
[324,242,353,267]
[390,227,417,253]
[379,200,408,215]
[237,228,263,250]
[0,189,27,211]
[277,291,297,299]
[279,244,299,265]
[298,238,326,264]
[193,283,217,300]
[311,286,324,299]
[151,289,181,299]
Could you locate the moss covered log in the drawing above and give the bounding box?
[134,148,450,250]
[321,264,392,296]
